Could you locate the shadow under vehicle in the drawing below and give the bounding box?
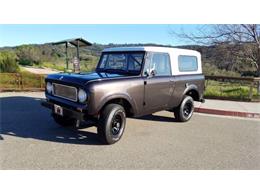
[0,96,101,145]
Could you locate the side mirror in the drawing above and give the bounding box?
[150,68,156,76]
[144,69,150,77]
[144,68,156,77]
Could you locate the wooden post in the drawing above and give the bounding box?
[249,81,254,100]
[205,78,209,87]
[74,40,80,73]
[16,73,20,90]
[257,80,260,95]
[20,74,23,91]
[65,42,69,70]
[76,40,80,60]
[40,75,43,89]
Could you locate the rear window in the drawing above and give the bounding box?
[178,55,198,72]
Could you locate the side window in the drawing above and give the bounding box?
[178,55,198,72]
[143,52,152,76]
[149,52,171,76]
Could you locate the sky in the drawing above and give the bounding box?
[0,24,202,47]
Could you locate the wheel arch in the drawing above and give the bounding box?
[183,84,200,101]
[97,94,137,117]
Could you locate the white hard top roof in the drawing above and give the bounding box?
[103,46,200,55]
[103,46,202,76]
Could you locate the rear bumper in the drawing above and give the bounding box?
[41,100,85,121]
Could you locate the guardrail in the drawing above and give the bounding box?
[205,75,260,100]
[0,73,46,91]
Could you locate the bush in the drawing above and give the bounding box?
[18,58,33,66]
[0,71,45,89]
[205,80,259,100]
[203,63,240,77]
[0,51,20,73]
[16,45,42,66]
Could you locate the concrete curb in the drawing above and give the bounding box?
[194,107,260,119]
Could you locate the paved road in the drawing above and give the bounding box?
[0,92,260,169]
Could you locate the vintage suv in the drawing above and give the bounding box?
[42,46,205,144]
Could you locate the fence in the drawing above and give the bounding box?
[1,73,260,101]
[0,73,46,91]
[205,75,260,101]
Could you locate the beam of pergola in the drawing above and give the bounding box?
[52,38,92,70]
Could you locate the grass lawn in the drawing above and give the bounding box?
[37,62,66,72]
[0,71,44,90]
[204,80,260,101]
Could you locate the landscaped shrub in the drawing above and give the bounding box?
[0,51,20,73]
[16,45,42,66]
[18,58,33,66]
[203,63,240,77]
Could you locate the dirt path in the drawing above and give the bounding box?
[21,66,60,75]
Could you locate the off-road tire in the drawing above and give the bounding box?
[174,95,194,122]
[97,104,126,144]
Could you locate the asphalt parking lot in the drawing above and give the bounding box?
[0,92,260,169]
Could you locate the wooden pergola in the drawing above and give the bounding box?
[52,38,92,70]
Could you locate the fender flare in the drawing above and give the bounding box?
[96,93,137,115]
[182,84,200,100]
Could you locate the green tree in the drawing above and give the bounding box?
[172,24,260,76]
[16,45,42,65]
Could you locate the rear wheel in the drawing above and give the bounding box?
[52,113,76,127]
[174,95,194,122]
[97,104,126,144]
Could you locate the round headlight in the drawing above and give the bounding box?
[46,82,53,94]
[78,89,87,103]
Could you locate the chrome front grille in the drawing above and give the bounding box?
[53,83,77,102]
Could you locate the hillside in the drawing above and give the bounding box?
[0,42,257,76]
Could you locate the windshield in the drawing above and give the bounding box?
[97,52,145,74]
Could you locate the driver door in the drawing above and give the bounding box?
[143,52,173,113]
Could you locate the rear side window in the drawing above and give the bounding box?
[178,55,198,72]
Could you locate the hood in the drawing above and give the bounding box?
[46,71,127,86]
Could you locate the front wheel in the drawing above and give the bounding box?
[174,96,194,122]
[97,104,126,144]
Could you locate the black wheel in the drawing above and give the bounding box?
[174,96,194,122]
[97,103,126,144]
[52,113,76,127]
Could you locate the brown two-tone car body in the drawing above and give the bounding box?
[42,46,205,144]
